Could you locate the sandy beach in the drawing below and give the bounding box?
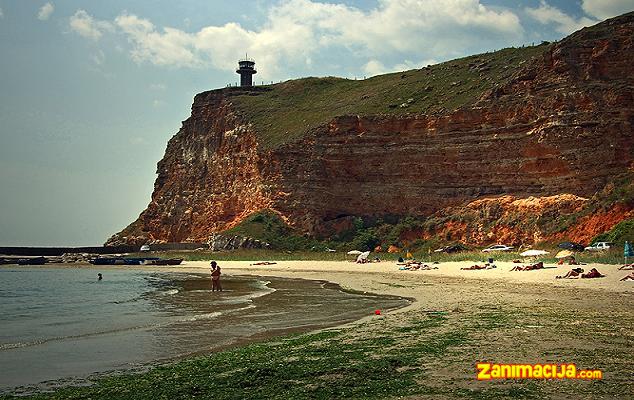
[138,259,634,317]
[196,259,634,295]
[148,259,634,397]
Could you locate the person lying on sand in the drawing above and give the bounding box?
[397,260,422,267]
[581,268,605,279]
[461,263,495,270]
[556,268,584,279]
[399,264,438,271]
[462,264,486,270]
[250,261,277,266]
[620,272,634,281]
[619,264,634,270]
[511,262,544,271]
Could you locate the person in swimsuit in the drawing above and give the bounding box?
[210,261,222,291]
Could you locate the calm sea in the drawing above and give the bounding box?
[0,266,409,391]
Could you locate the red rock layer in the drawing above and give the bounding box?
[107,92,273,245]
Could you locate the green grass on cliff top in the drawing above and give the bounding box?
[229,44,549,149]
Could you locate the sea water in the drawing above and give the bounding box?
[0,267,409,391]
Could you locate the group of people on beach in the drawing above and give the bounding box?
[556,267,605,279]
[396,257,632,281]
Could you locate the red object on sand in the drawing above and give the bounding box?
[374,309,381,315]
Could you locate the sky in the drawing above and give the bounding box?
[0,0,633,246]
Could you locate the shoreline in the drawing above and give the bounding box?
[0,266,411,395]
[2,260,633,399]
[7,259,632,324]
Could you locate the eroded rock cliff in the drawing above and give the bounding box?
[107,13,634,247]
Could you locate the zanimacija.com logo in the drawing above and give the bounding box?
[476,363,602,380]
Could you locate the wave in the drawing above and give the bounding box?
[0,302,262,352]
[177,303,258,323]
[0,277,278,354]
[0,322,160,351]
[180,311,222,322]
[216,285,276,305]
[109,295,144,304]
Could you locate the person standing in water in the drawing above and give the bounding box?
[210,261,222,292]
[97,273,103,281]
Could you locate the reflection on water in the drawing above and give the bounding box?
[0,267,409,391]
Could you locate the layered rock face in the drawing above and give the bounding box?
[108,92,273,245]
[107,13,634,246]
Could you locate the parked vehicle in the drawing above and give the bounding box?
[584,242,612,251]
[558,242,586,252]
[140,245,151,252]
[482,245,514,253]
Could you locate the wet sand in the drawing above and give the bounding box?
[51,259,633,323]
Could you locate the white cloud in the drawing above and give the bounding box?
[0,7,4,19]
[526,1,597,34]
[149,83,166,90]
[363,58,438,77]
[70,1,524,78]
[115,13,201,68]
[37,2,54,21]
[363,60,389,77]
[69,9,112,40]
[582,0,634,20]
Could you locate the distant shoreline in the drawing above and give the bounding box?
[0,243,206,256]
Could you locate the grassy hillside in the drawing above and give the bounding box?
[223,210,322,251]
[230,44,549,149]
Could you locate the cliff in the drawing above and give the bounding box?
[107,13,634,247]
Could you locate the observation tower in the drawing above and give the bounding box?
[236,57,256,87]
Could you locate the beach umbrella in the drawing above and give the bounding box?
[624,241,634,264]
[346,250,362,261]
[555,249,574,259]
[356,251,371,263]
[520,249,550,257]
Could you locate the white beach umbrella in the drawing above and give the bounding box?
[520,249,550,257]
[555,250,574,259]
[356,251,371,263]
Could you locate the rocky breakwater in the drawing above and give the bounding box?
[108,13,634,246]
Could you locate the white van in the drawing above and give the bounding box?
[584,242,611,251]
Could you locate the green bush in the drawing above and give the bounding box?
[591,218,634,245]
[225,210,319,251]
[349,230,380,252]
